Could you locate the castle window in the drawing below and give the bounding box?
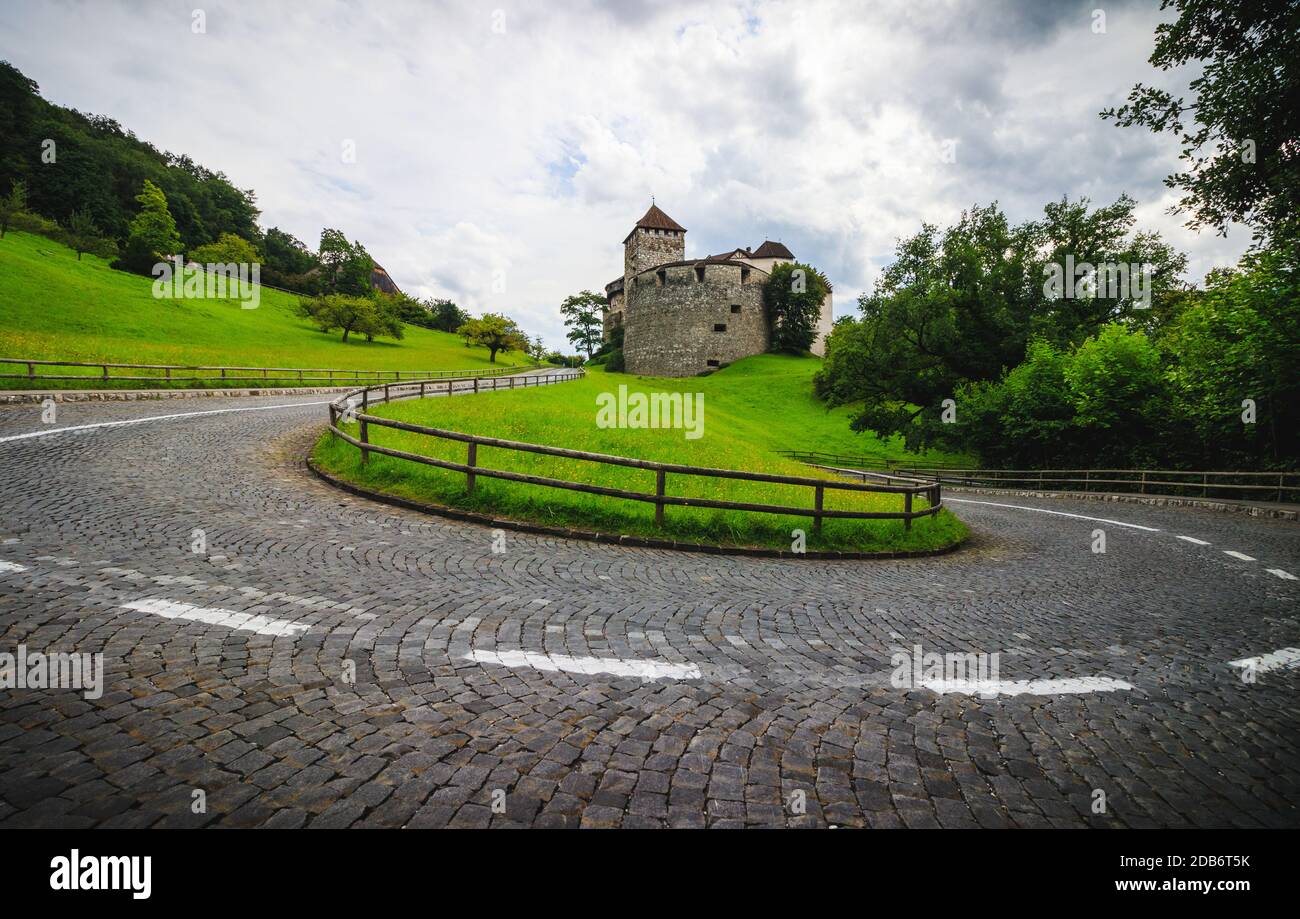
[656,270,666,286]
[694,266,705,283]
[730,304,741,314]
[741,268,750,284]
[706,360,720,367]
[713,323,727,332]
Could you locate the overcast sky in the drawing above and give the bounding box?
[1,0,1250,349]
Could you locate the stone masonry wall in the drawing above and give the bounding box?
[623,262,768,377]
[624,227,684,281]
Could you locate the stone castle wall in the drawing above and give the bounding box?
[623,262,768,377]
[624,228,684,281]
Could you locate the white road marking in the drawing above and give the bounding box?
[0,400,332,444]
[1266,568,1298,581]
[944,498,1161,531]
[1176,535,1212,546]
[0,560,29,574]
[921,676,1134,697]
[1223,550,1256,561]
[463,649,702,680]
[121,599,310,636]
[1228,648,1300,675]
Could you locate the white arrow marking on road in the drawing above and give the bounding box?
[1266,568,1298,581]
[1223,550,1256,561]
[121,599,310,636]
[944,498,1161,531]
[464,649,702,680]
[0,560,29,574]
[1228,648,1300,675]
[920,676,1134,697]
[0,400,333,444]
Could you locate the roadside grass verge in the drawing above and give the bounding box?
[0,230,532,388]
[312,355,968,552]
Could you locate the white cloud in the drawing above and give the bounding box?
[0,0,1250,348]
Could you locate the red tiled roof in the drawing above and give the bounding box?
[751,240,795,259]
[634,203,686,233]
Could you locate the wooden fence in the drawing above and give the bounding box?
[0,357,524,388]
[778,451,1300,503]
[327,373,944,531]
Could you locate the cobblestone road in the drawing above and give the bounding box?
[1,393,1298,828]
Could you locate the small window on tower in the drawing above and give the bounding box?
[730,304,741,314]
[657,270,666,286]
[695,266,705,283]
[706,360,720,367]
[714,323,727,332]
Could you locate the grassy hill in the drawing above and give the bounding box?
[313,355,968,552]
[0,231,531,387]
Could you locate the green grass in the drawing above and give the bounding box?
[0,230,532,388]
[312,354,969,552]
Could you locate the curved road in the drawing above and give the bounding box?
[1,392,1298,828]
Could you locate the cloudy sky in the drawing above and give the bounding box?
[1,0,1249,349]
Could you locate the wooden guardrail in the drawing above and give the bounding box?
[0,357,523,387]
[327,373,944,532]
[779,452,1300,503]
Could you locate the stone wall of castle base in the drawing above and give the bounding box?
[623,265,767,377]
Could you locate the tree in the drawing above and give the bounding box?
[188,232,260,266]
[297,294,403,344]
[428,298,468,333]
[457,313,527,363]
[559,290,606,358]
[813,197,1185,450]
[0,178,26,237]
[364,295,406,343]
[1101,0,1300,245]
[122,179,181,269]
[318,228,374,296]
[527,334,548,363]
[763,262,830,353]
[65,207,99,260]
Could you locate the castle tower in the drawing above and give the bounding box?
[623,203,686,284]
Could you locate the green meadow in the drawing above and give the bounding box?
[313,356,969,552]
[0,230,531,388]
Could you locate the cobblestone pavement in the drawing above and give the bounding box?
[1,393,1298,828]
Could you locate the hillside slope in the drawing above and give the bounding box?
[314,355,967,551]
[0,231,530,384]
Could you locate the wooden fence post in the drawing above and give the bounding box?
[474,377,479,394]
[655,469,666,525]
[359,417,369,464]
[466,442,477,494]
[904,491,913,530]
[813,484,824,533]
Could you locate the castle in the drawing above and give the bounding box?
[602,204,833,377]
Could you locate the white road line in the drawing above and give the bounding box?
[1175,535,1211,546]
[1266,568,1298,581]
[920,676,1134,697]
[463,649,702,680]
[0,400,332,444]
[121,599,310,636]
[1228,648,1300,675]
[1223,550,1256,561]
[944,498,1161,531]
[0,560,29,574]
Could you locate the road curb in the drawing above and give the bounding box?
[0,386,357,404]
[306,457,967,561]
